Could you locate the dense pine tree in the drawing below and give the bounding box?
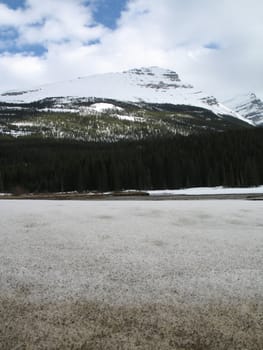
[0,128,263,193]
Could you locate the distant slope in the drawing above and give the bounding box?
[224,93,263,126]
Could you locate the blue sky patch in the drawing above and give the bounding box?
[85,39,101,46]
[0,24,44,56]
[92,0,128,29]
[0,37,47,56]
[17,43,47,56]
[0,26,17,40]
[0,26,18,52]
[0,0,25,9]
[204,42,221,50]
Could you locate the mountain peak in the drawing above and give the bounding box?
[249,92,257,99]
[123,66,181,82]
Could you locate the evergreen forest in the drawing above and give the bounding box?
[0,128,263,193]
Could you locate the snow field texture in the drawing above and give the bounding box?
[1,199,263,349]
[0,200,262,305]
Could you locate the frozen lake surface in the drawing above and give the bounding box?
[1,200,263,349]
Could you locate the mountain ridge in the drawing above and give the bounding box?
[224,92,263,126]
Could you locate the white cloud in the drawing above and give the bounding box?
[0,53,46,89]
[0,0,262,100]
[0,3,23,26]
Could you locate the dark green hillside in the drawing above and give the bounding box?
[0,98,252,141]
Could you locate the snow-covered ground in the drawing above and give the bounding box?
[81,102,124,113]
[148,185,263,196]
[0,200,262,305]
[1,185,263,198]
[11,122,35,127]
[1,199,262,348]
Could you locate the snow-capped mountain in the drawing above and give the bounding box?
[0,66,249,122]
[0,67,256,141]
[224,93,263,126]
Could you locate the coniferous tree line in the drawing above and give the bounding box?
[0,128,263,193]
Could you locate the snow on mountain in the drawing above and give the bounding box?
[0,66,252,124]
[80,102,124,114]
[224,93,263,126]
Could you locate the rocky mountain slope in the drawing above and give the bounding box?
[0,67,255,141]
[224,93,263,126]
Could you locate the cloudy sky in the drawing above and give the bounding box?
[0,0,262,100]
